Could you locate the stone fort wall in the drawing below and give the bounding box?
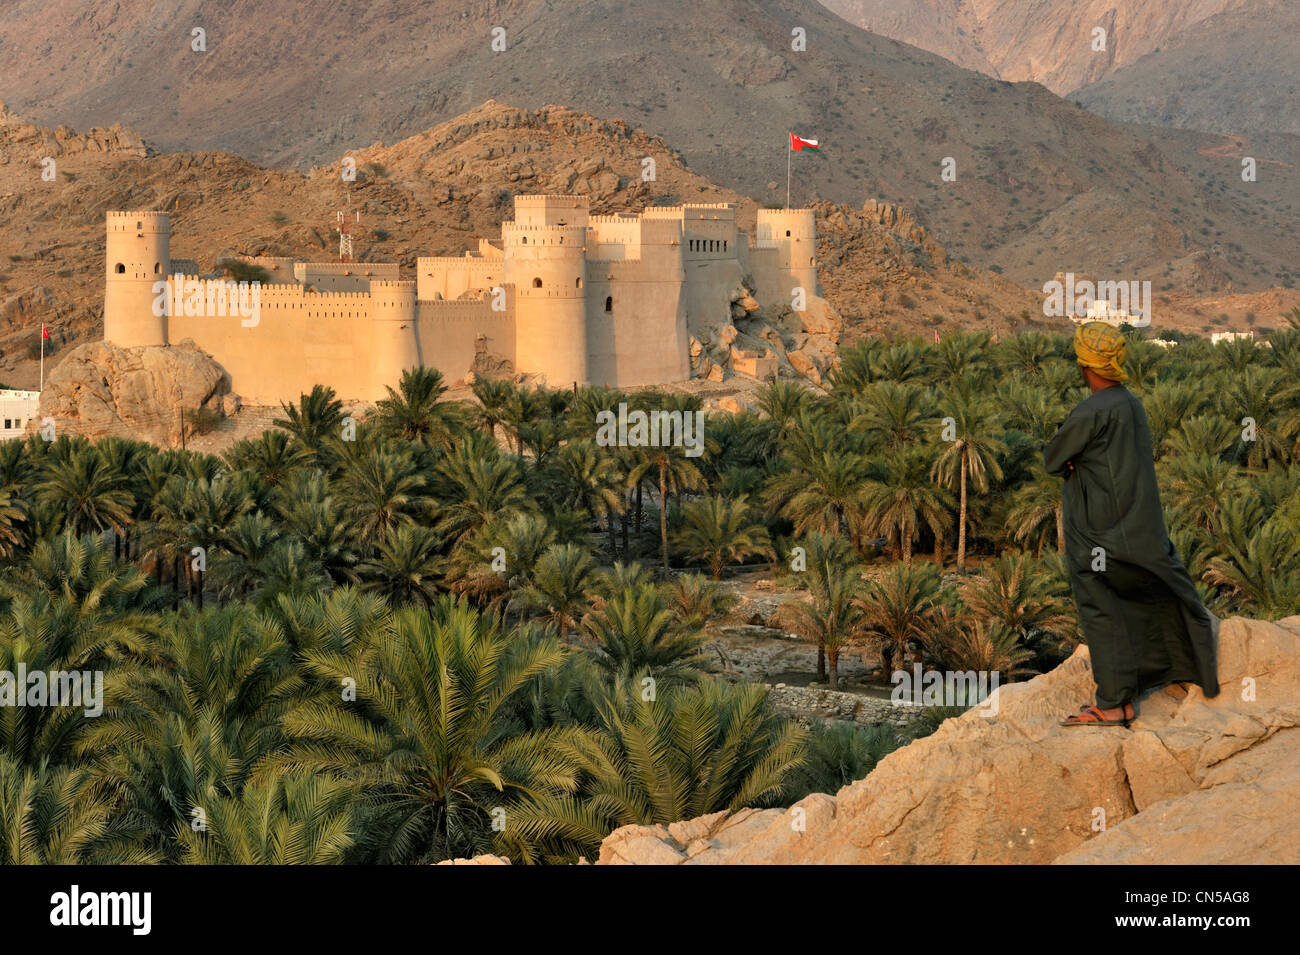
[101,196,817,405]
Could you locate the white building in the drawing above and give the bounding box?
[0,389,39,441]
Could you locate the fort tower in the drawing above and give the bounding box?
[104,212,170,347]
[504,196,589,386]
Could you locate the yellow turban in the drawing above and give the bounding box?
[1073,323,1128,382]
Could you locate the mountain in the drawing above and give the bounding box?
[1070,2,1300,139]
[820,0,1299,137]
[1,0,1296,297]
[0,101,1038,392]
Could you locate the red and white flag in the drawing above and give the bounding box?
[789,133,820,151]
[42,324,50,341]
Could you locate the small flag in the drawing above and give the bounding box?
[790,133,820,151]
[934,329,940,344]
[42,324,49,341]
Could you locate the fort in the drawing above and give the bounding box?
[101,196,819,404]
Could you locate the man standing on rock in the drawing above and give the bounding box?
[1044,323,1220,726]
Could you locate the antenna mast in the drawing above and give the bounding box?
[336,197,360,262]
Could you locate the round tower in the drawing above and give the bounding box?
[367,280,420,399]
[503,214,588,387]
[756,208,818,300]
[104,211,170,347]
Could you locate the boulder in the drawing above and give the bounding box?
[786,349,821,385]
[34,340,232,447]
[595,615,1300,864]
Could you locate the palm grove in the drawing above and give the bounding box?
[2,320,1299,864]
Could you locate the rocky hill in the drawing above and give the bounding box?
[592,613,1300,864]
[1,0,1296,294]
[821,0,1298,137]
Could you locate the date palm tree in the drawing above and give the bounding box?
[177,773,355,865]
[583,583,708,683]
[515,543,598,643]
[505,677,807,862]
[374,366,464,450]
[274,598,572,863]
[930,392,1007,571]
[673,494,774,579]
[756,380,812,429]
[958,554,1076,648]
[860,448,952,564]
[274,384,345,459]
[1004,464,1064,555]
[35,445,133,538]
[0,490,24,560]
[849,381,935,452]
[223,430,311,488]
[856,561,945,677]
[470,377,515,448]
[626,416,706,573]
[434,440,533,545]
[358,525,445,609]
[778,532,866,690]
[1204,520,1300,619]
[924,618,1035,681]
[0,756,154,863]
[336,446,429,544]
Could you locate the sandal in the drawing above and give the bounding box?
[1059,703,1134,728]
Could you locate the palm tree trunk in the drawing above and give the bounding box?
[957,453,969,572]
[621,490,630,553]
[816,643,826,681]
[903,532,912,566]
[658,464,670,573]
[828,647,840,691]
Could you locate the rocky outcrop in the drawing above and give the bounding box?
[0,103,148,162]
[35,340,235,446]
[597,615,1300,865]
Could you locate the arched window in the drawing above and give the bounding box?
[723,241,727,252]
[115,263,125,274]
[809,256,815,266]
[154,262,161,274]
[521,236,528,245]
[604,296,613,313]
[576,277,583,289]
[136,221,142,230]
[785,230,791,237]
[532,277,543,288]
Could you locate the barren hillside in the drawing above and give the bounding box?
[1,0,1296,293]
[821,0,1298,137]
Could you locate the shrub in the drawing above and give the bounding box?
[184,406,221,436]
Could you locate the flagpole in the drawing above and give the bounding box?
[39,324,44,392]
[786,135,792,210]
